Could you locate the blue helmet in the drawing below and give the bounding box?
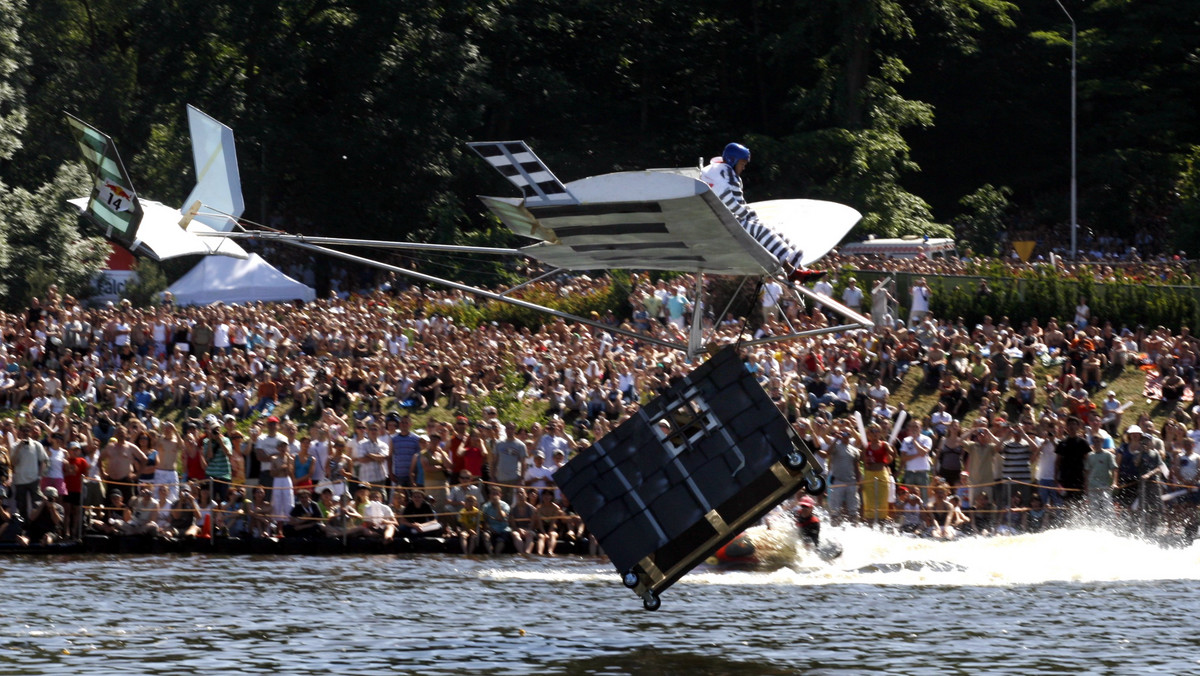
[722,142,751,166]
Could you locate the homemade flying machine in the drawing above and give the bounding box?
[69,131,870,610]
[66,106,248,261]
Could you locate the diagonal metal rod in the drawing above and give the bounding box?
[273,239,690,353]
[738,323,867,349]
[198,230,522,256]
[499,267,565,297]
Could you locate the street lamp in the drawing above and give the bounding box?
[1055,0,1077,259]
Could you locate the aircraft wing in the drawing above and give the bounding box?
[752,199,863,267]
[478,170,781,275]
[470,140,861,275]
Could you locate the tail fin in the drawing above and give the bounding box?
[182,105,244,232]
[468,140,578,206]
[65,113,144,243]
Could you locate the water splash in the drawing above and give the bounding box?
[480,525,1200,589]
[685,524,1200,587]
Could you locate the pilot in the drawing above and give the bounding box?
[793,495,821,547]
[701,143,825,284]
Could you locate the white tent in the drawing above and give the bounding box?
[167,253,316,306]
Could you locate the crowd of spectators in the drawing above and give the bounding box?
[2,253,1199,551]
[821,247,1199,285]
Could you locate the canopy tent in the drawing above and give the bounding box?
[167,253,315,306]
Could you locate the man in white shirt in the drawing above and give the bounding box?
[841,278,863,312]
[760,280,784,323]
[254,416,288,490]
[354,419,391,491]
[899,420,933,499]
[909,277,931,328]
[814,276,834,299]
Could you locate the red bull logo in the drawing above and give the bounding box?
[102,180,133,201]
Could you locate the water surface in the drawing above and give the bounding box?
[2,527,1197,674]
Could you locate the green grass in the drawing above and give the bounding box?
[891,356,1176,428]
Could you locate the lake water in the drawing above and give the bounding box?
[2,526,1199,674]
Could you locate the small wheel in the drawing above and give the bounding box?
[642,592,661,611]
[783,451,807,471]
[805,474,827,496]
[622,570,640,589]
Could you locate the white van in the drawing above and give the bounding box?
[837,236,958,260]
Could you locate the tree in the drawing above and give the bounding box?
[0,0,29,163]
[954,183,1012,256]
[0,162,110,309]
[734,0,1014,238]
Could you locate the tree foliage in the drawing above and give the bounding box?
[0,0,1198,287]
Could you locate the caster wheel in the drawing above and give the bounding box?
[783,451,807,471]
[622,571,640,589]
[642,592,661,611]
[805,475,827,496]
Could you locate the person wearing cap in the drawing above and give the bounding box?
[1084,431,1118,521]
[840,278,863,313]
[523,451,554,491]
[793,494,821,547]
[1100,391,1123,434]
[1115,424,1145,513]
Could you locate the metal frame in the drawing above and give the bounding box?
[200,230,874,359]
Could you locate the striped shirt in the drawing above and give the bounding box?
[1001,441,1033,482]
[205,437,232,480]
[701,162,803,267]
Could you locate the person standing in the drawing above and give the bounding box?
[860,423,894,525]
[898,420,933,499]
[909,277,932,328]
[1084,434,1118,522]
[354,419,391,494]
[389,415,421,489]
[760,280,784,324]
[254,416,287,492]
[490,422,528,504]
[841,278,863,314]
[11,422,49,519]
[664,286,692,332]
[1055,417,1091,511]
[870,279,896,329]
[822,423,861,526]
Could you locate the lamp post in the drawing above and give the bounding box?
[1055,0,1077,259]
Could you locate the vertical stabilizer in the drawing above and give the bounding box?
[65,113,145,245]
[468,140,578,207]
[183,105,244,232]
